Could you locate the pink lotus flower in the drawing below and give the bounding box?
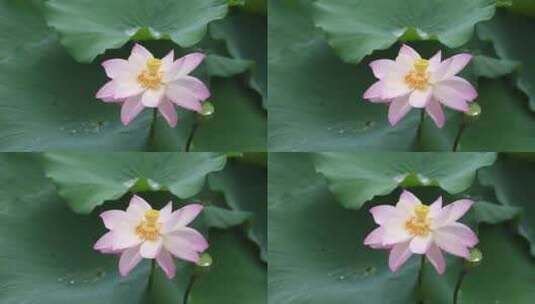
[94,195,208,278]
[364,190,478,274]
[96,44,210,127]
[363,44,478,128]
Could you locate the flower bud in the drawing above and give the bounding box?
[464,248,483,268]
[194,252,213,275]
[200,102,215,117]
[197,252,213,268]
[465,102,482,119]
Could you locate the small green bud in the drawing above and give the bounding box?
[200,102,215,117]
[197,252,213,268]
[464,248,483,268]
[465,102,482,118]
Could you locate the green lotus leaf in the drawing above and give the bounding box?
[268,0,517,152]
[313,0,496,63]
[269,153,534,304]
[268,0,319,60]
[204,55,253,78]
[269,153,419,304]
[0,154,151,304]
[313,152,496,209]
[0,1,263,152]
[479,156,535,256]
[191,79,266,152]
[188,230,266,304]
[0,0,50,59]
[43,152,226,213]
[420,225,535,304]
[0,173,151,304]
[0,33,155,151]
[211,10,267,102]
[504,0,535,17]
[44,0,228,62]
[478,10,535,111]
[457,79,535,151]
[209,160,267,260]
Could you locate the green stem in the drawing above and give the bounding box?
[416,110,425,150]
[417,255,425,303]
[147,108,157,150]
[183,274,198,304]
[452,115,466,152]
[149,260,155,291]
[185,121,199,152]
[453,269,467,304]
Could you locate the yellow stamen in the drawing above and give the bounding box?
[135,209,161,241]
[146,58,162,74]
[137,58,163,90]
[414,59,429,73]
[414,205,429,221]
[404,59,430,91]
[405,204,431,237]
[144,209,160,225]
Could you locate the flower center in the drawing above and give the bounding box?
[404,59,430,91]
[404,204,431,237]
[135,209,161,241]
[137,58,163,90]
